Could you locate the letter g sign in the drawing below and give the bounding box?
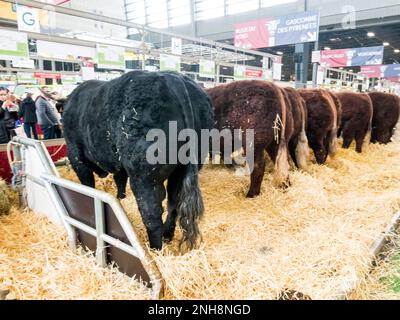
[23,12,35,26]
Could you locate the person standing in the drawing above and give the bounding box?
[19,90,38,139]
[0,87,10,144]
[35,87,60,140]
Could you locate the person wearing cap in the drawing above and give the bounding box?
[19,90,38,139]
[35,86,60,140]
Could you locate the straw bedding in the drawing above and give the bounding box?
[1,138,400,299]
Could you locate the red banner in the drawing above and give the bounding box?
[234,19,270,49]
[359,66,383,78]
[34,72,62,79]
[245,69,263,78]
[318,49,349,67]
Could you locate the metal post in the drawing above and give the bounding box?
[94,198,107,267]
[312,40,319,87]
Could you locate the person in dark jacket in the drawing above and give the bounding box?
[0,87,10,144]
[19,91,38,139]
[35,87,60,140]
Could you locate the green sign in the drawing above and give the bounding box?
[160,54,180,72]
[199,59,215,78]
[0,29,29,60]
[96,44,125,70]
[234,65,246,80]
[17,72,36,84]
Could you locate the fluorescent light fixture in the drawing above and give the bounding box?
[395,49,400,53]
[324,47,331,50]
[383,42,390,46]
[367,32,375,37]
[276,51,283,55]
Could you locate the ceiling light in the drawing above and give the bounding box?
[324,47,331,50]
[383,42,390,46]
[276,51,283,55]
[339,67,344,70]
[367,32,375,37]
[395,49,400,53]
[349,69,353,72]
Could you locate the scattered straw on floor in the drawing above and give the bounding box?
[1,138,400,299]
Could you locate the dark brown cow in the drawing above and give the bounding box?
[298,89,338,164]
[368,92,400,144]
[326,90,342,130]
[281,87,309,169]
[335,91,373,153]
[207,80,293,198]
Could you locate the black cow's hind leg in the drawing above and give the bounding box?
[163,166,185,242]
[129,177,166,250]
[114,170,128,199]
[68,144,95,188]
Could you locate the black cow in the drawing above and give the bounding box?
[63,71,214,250]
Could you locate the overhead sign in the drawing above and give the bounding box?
[312,46,384,67]
[234,66,264,80]
[159,54,181,72]
[234,11,320,49]
[171,37,182,55]
[17,5,41,33]
[37,40,95,60]
[0,29,29,60]
[34,72,62,79]
[17,72,37,84]
[359,64,400,78]
[12,57,35,69]
[199,59,215,78]
[96,44,126,70]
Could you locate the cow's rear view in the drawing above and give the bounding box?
[63,71,214,250]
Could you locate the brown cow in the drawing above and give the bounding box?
[282,87,309,169]
[335,91,373,153]
[368,92,400,144]
[207,80,293,198]
[326,90,342,130]
[298,89,338,164]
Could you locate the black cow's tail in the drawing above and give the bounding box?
[163,72,205,250]
[176,164,204,250]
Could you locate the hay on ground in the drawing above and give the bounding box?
[1,139,400,299]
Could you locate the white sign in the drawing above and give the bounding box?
[17,5,41,33]
[96,44,126,70]
[81,67,96,81]
[12,57,35,69]
[273,63,282,81]
[171,37,182,55]
[0,29,29,60]
[37,40,95,60]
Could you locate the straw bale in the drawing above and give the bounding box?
[1,139,400,299]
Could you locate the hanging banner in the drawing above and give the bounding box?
[0,29,29,60]
[359,64,400,79]
[199,59,215,78]
[234,65,246,80]
[12,57,35,69]
[81,67,96,81]
[37,40,95,60]
[17,72,37,84]
[96,44,126,70]
[34,72,62,79]
[171,37,182,55]
[61,74,78,84]
[17,5,41,33]
[312,46,384,68]
[234,11,319,49]
[245,69,263,78]
[273,63,282,80]
[159,54,180,72]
